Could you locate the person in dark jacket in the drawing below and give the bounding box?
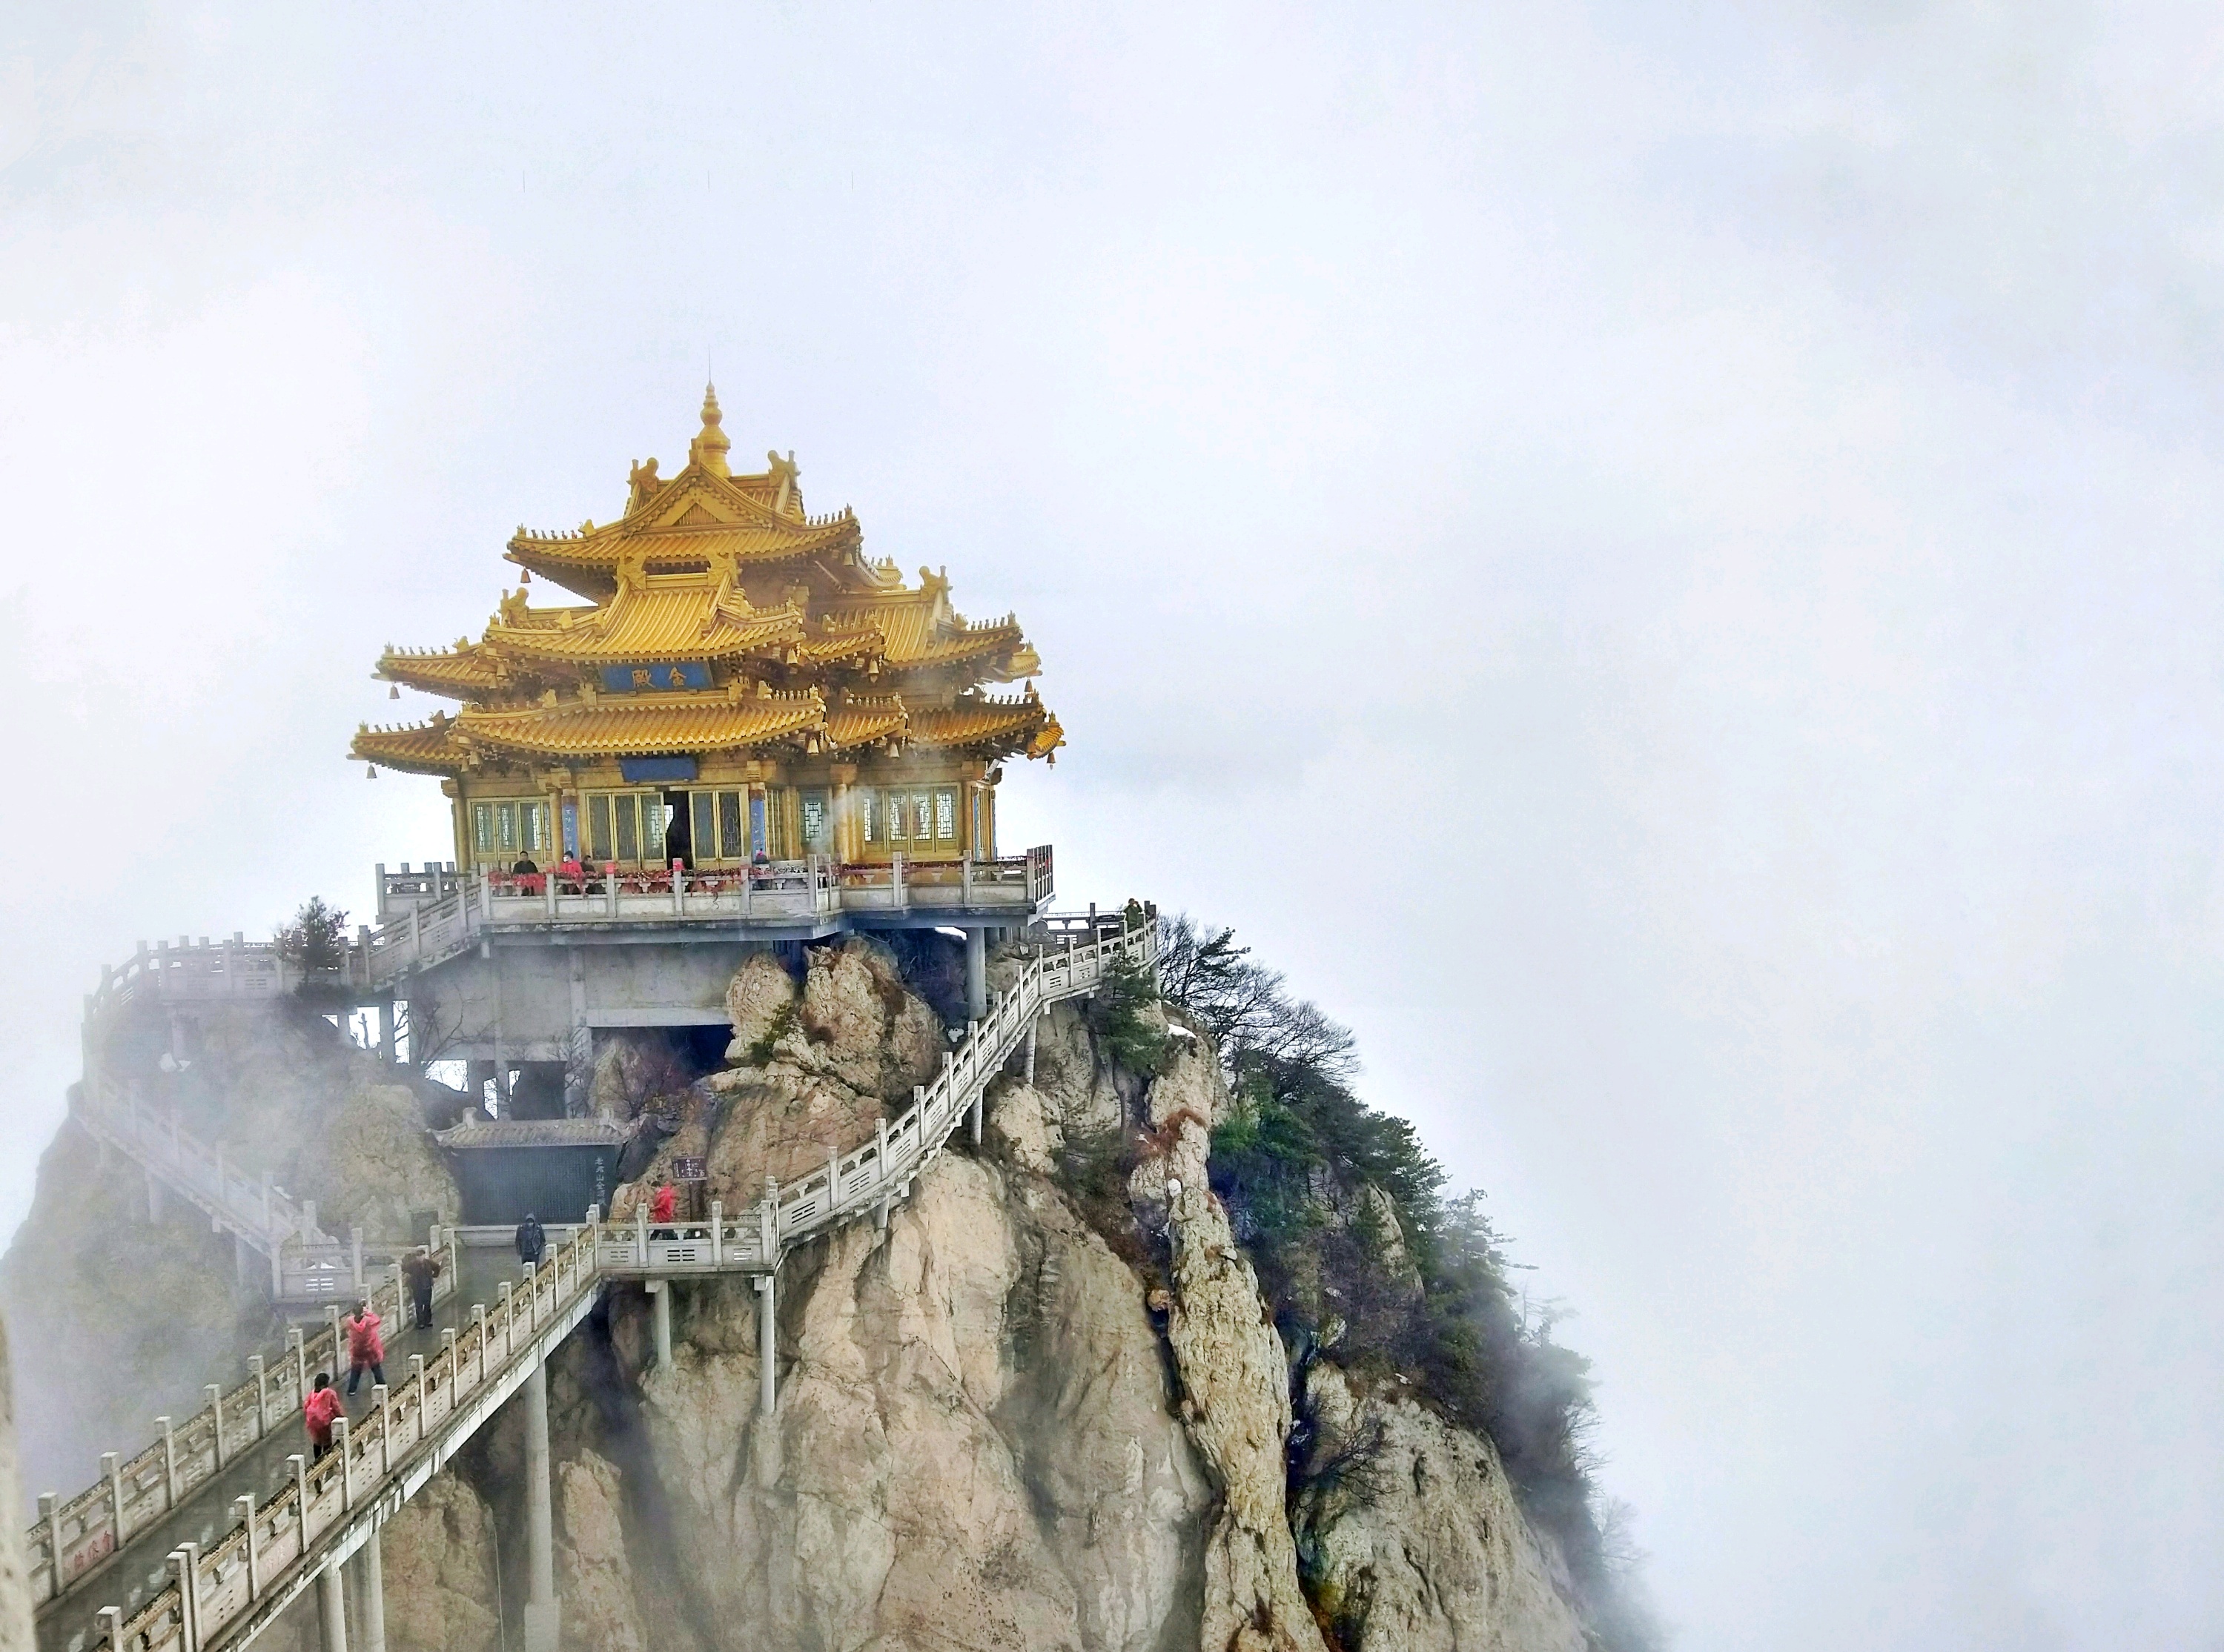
[401,1246,443,1329]
[303,1374,343,1461]
[516,1212,546,1269]
[344,1301,385,1396]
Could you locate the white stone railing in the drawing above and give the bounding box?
[594,915,1159,1276]
[73,1081,331,1258]
[27,1244,457,1613]
[85,938,294,1025]
[83,1225,597,1652]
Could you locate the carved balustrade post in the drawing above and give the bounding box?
[37,1492,58,1598]
[235,1493,259,1601]
[102,1453,123,1551]
[290,1453,310,1561]
[333,1416,351,1511]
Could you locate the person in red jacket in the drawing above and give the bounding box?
[303,1374,342,1461]
[650,1180,678,1239]
[344,1300,385,1396]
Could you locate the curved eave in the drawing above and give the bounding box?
[377,649,507,699]
[482,615,806,670]
[454,693,826,760]
[908,698,1064,761]
[353,723,463,776]
[824,698,909,749]
[505,514,866,599]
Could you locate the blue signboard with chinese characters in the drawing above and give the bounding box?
[601,662,712,693]
[620,756,698,783]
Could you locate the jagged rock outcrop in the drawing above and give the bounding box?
[618,937,941,1215]
[583,1152,1214,1651]
[723,951,798,1063]
[1293,1364,1589,1651]
[1125,1027,1326,1652]
[378,1474,503,1652]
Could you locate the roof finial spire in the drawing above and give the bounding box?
[690,379,731,477]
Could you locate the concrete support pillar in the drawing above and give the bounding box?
[649,1281,673,1370]
[360,1525,386,1652]
[234,1232,252,1290]
[522,1359,559,1652]
[964,927,987,1022]
[756,1271,777,1417]
[377,1001,396,1065]
[145,1170,163,1224]
[319,1563,348,1652]
[1025,1021,1038,1086]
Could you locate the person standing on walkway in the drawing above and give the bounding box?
[650,1179,677,1239]
[344,1299,385,1396]
[303,1374,342,1459]
[402,1245,443,1329]
[516,1211,546,1270]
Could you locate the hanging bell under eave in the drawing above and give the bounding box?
[366,765,379,780]
[389,683,400,699]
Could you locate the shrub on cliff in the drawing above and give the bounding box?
[276,897,351,981]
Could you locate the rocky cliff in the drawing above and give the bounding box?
[5,938,1600,1652]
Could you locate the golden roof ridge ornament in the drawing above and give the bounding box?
[689,381,731,478]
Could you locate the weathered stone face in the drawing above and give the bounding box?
[790,935,943,1102]
[721,951,797,1065]
[296,1083,460,1242]
[1293,1364,1590,1652]
[378,1473,503,1652]
[596,1154,1214,1652]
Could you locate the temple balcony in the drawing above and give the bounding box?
[360,846,1053,989]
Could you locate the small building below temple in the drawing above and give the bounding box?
[354,385,1062,878]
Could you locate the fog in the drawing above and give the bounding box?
[5,4,2223,1646]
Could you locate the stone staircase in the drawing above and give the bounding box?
[35,916,1157,1652]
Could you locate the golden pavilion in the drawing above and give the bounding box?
[353,387,1062,875]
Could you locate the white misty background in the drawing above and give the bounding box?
[3,5,2221,1649]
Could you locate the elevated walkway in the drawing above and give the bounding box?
[37,915,1156,1652]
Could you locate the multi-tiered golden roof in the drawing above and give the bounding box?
[353,388,1061,872]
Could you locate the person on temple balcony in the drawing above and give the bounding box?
[650,1179,678,1239]
[343,1300,385,1397]
[516,1210,546,1270]
[302,1374,342,1461]
[402,1245,443,1329]
[557,852,584,894]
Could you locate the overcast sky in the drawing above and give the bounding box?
[6,4,2223,1647]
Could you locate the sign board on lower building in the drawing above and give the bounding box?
[675,1156,707,1181]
